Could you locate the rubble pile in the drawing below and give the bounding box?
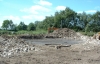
[46,28,77,38]
[71,33,100,50]
[93,32,100,40]
[0,37,35,58]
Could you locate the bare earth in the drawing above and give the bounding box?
[0,41,100,64]
[0,27,100,64]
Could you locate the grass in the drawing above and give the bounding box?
[15,29,47,35]
[0,29,97,37]
[79,31,96,36]
[0,29,48,35]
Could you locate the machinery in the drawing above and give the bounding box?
[48,27,58,33]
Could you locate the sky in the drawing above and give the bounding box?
[0,0,100,26]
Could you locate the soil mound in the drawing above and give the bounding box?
[1,34,45,39]
[17,34,44,39]
[46,28,77,38]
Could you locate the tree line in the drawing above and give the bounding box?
[1,20,36,31]
[1,7,100,32]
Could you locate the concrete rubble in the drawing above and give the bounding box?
[71,32,100,51]
[0,37,35,58]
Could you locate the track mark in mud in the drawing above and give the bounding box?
[73,58,82,61]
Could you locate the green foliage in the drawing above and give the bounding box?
[42,16,55,29]
[2,20,16,31]
[17,22,27,30]
[0,30,14,35]
[27,22,36,31]
[32,29,47,34]
[15,30,47,35]
[80,32,96,36]
[2,20,9,30]
[34,21,44,30]
[54,7,77,28]
[1,7,100,36]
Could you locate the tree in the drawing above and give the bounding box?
[42,16,55,30]
[17,22,27,30]
[54,7,77,28]
[34,21,44,30]
[27,22,36,31]
[2,20,10,30]
[54,11,62,28]
[2,19,15,30]
[9,20,16,30]
[84,11,100,32]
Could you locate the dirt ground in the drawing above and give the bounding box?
[0,28,100,64]
[0,43,100,64]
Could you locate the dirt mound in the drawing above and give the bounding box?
[46,28,77,38]
[17,34,44,39]
[1,34,44,39]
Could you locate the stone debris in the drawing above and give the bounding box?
[71,33,100,51]
[93,32,100,40]
[45,44,71,49]
[0,37,35,58]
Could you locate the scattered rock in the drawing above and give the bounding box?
[0,37,36,58]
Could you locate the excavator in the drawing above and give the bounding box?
[48,27,58,33]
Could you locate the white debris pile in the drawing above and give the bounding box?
[0,38,35,58]
[71,33,100,50]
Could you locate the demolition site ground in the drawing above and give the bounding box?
[0,28,100,64]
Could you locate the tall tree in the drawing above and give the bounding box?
[34,21,44,30]
[85,11,100,32]
[2,19,15,30]
[42,16,55,30]
[2,20,9,30]
[17,22,27,30]
[27,22,36,31]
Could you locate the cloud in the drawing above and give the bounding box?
[20,0,53,23]
[56,6,66,11]
[77,11,83,13]
[77,10,97,14]
[20,8,38,14]
[3,15,20,21]
[22,15,33,20]
[33,15,45,21]
[20,5,51,14]
[95,6,100,9]
[20,1,53,21]
[0,15,21,26]
[85,10,97,13]
[38,0,52,6]
[22,14,45,21]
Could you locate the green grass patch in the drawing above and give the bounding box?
[32,29,47,34]
[0,29,47,35]
[16,29,47,35]
[79,31,96,36]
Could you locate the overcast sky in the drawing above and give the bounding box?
[0,0,100,26]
